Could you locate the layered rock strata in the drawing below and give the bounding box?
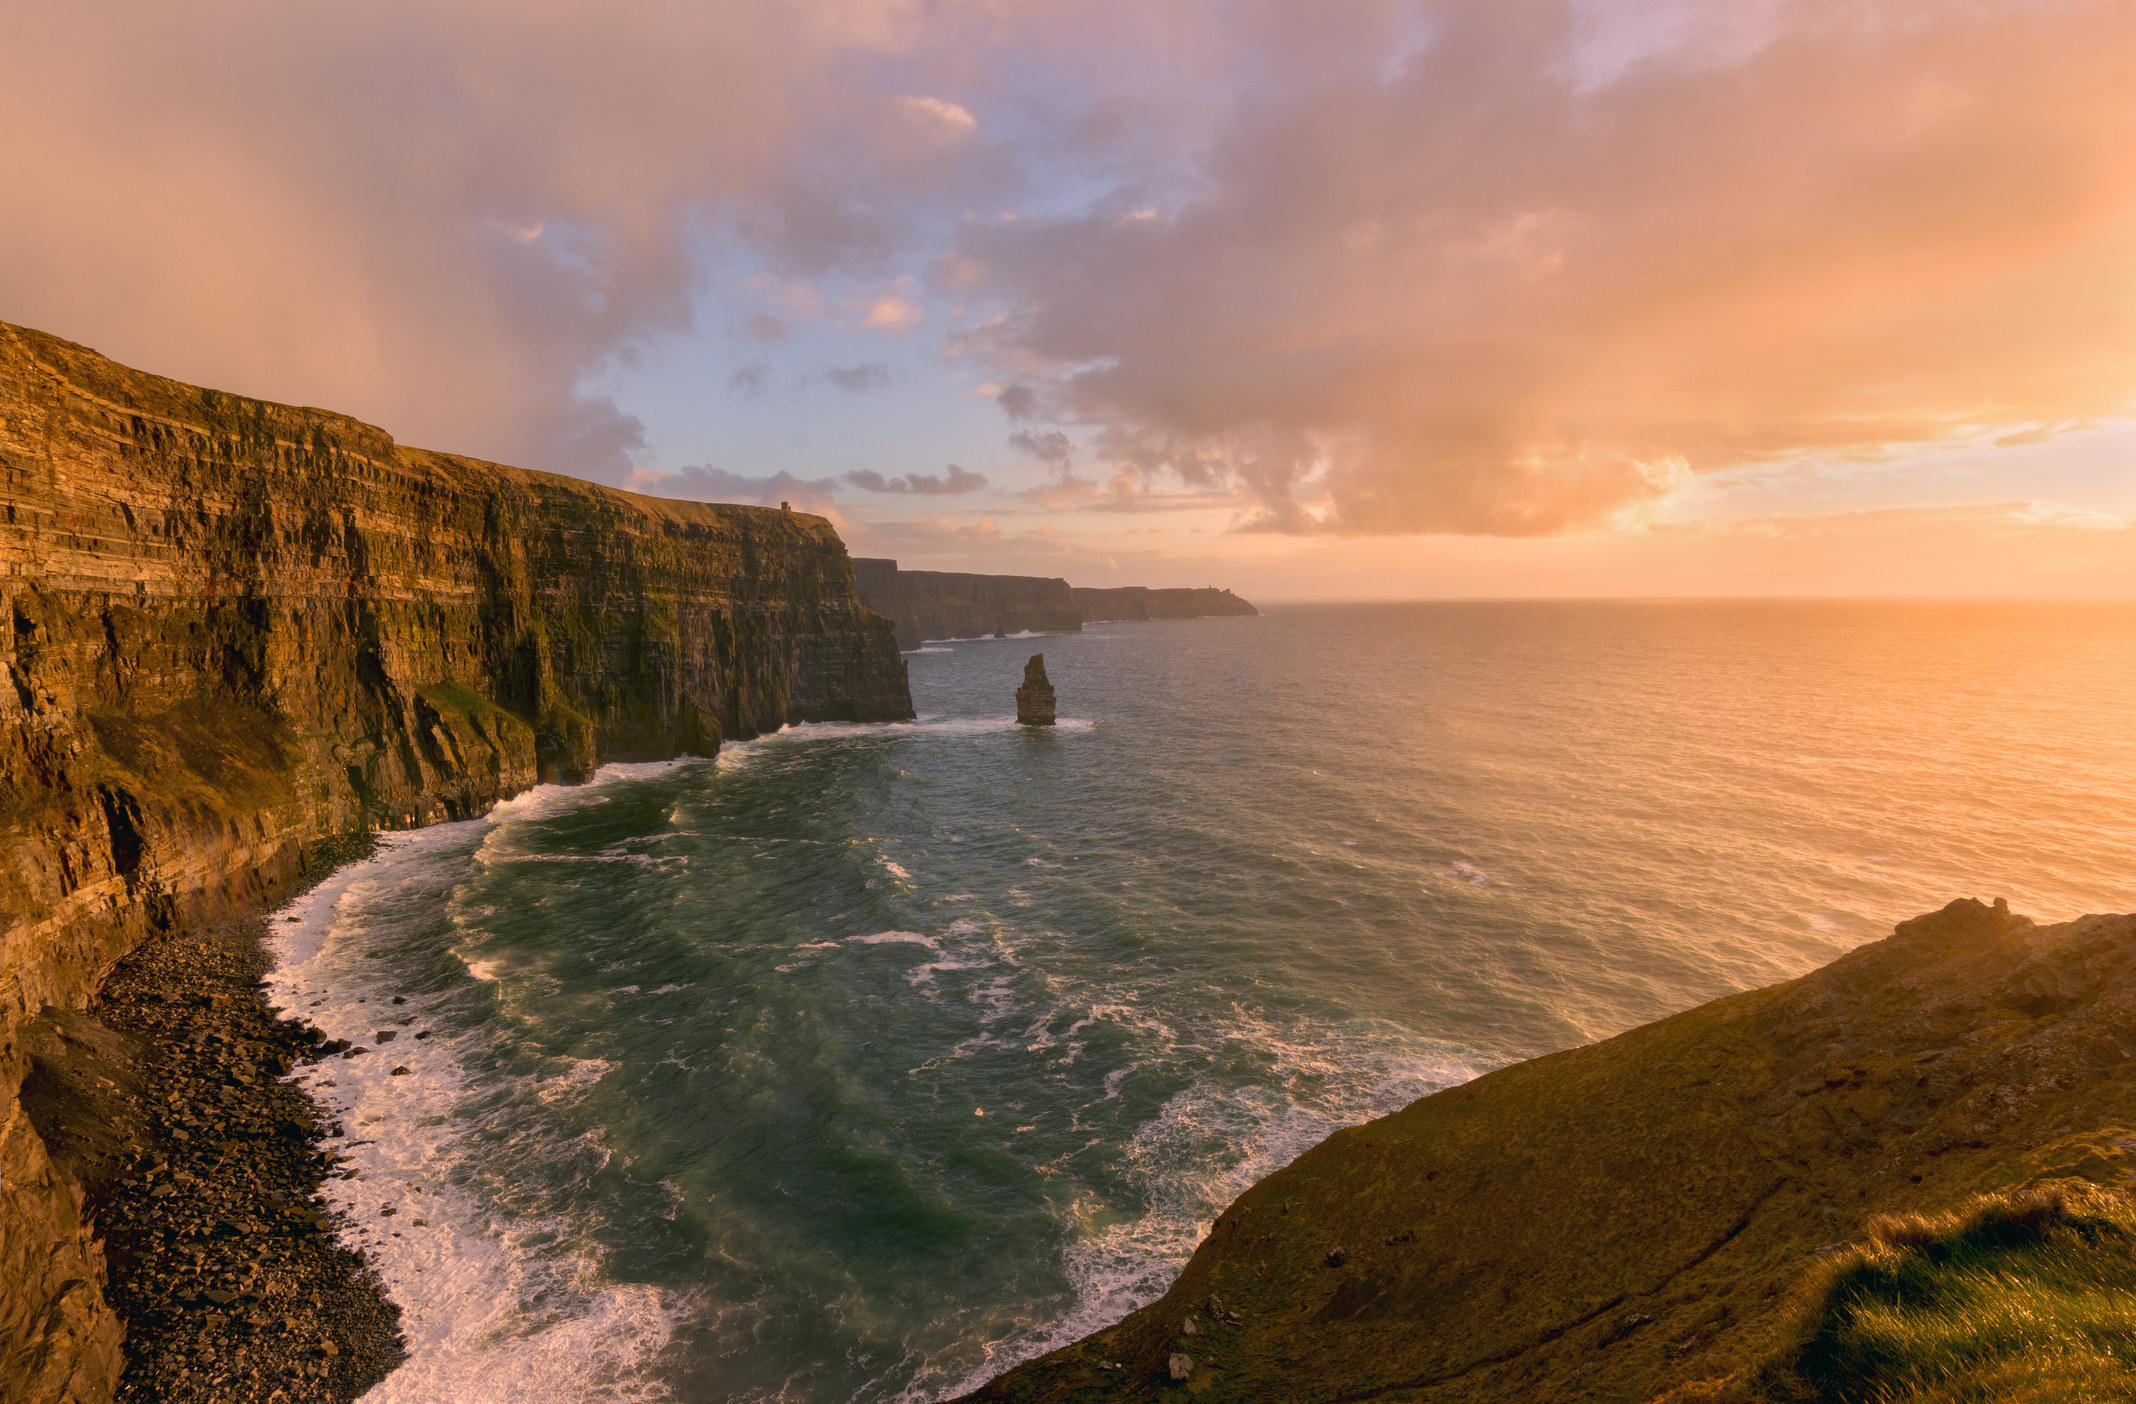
[851,559,1083,650]
[963,898,2136,1402]
[0,320,912,1402]
[1069,585,1257,623]
[851,561,1258,649]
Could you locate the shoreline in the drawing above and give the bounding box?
[21,834,405,1403]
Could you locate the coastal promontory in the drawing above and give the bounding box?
[0,320,912,1402]
[963,897,2136,1402]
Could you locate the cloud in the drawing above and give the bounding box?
[859,284,923,333]
[740,312,791,343]
[1008,428,1075,473]
[824,362,891,392]
[957,0,2136,535]
[11,0,2134,545]
[846,464,988,494]
[995,383,1039,420]
[643,464,837,508]
[0,0,1010,483]
[727,362,771,397]
[897,95,977,134]
[869,513,1002,542]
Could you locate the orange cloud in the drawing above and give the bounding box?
[961,0,2136,534]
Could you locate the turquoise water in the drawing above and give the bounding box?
[267,602,2136,1403]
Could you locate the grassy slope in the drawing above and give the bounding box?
[960,900,2136,1403]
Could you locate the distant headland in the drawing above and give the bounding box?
[852,558,1256,651]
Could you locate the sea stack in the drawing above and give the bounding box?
[1016,653,1057,726]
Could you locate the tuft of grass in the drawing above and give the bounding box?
[1752,1187,2136,1403]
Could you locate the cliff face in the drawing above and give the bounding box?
[965,899,2136,1403]
[852,559,1083,650]
[1071,585,1258,622]
[0,321,912,1401]
[851,562,1259,648]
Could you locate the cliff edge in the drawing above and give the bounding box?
[0,320,912,1401]
[851,559,1084,650]
[962,898,2136,1402]
[1070,586,1257,623]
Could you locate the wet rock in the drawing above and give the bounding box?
[389,1067,411,1077]
[1015,653,1057,726]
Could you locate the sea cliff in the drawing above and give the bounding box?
[0,320,912,1402]
[852,561,1257,649]
[1070,586,1257,623]
[851,559,1084,650]
[963,898,2136,1402]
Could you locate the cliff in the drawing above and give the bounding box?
[1070,586,1257,623]
[963,898,2136,1403]
[851,559,1083,650]
[851,562,1258,649]
[0,320,912,1401]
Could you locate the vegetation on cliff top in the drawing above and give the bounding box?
[963,900,2136,1403]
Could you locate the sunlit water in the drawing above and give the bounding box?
[264,601,2136,1403]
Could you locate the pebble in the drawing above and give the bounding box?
[66,870,406,1404]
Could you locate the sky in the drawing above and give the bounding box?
[2,0,2132,599]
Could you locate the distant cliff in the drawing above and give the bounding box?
[851,559,1083,650]
[1071,585,1257,623]
[0,320,912,1401]
[853,561,1256,649]
[961,898,2136,1402]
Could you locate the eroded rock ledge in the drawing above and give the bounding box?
[0,320,913,1402]
[963,898,2136,1402]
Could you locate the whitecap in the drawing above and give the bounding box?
[847,931,939,948]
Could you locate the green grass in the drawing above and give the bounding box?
[1775,1188,2136,1403]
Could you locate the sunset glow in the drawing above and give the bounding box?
[3,0,2131,597]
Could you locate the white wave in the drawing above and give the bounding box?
[265,860,680,1404]
[847,930,938,948]
[1448,861,1492,886]
[538,1058,617,1106]
[933,1019,1492,1400]
[904,959,986,986]
[882,860,912,881]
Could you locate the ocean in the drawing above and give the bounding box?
[264,601,2136,1402]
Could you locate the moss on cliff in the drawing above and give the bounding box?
[0,317,914,1404]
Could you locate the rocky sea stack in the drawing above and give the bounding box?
[1015,654,1056,726]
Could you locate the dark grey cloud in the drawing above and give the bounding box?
[824,362,891,392]
[995,383,1039,420]
[645,464,836,508]
[846,464,987,495]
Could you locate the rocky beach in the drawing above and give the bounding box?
[24,836,400,1404]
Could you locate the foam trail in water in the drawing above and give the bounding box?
[265,768,691,1404]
